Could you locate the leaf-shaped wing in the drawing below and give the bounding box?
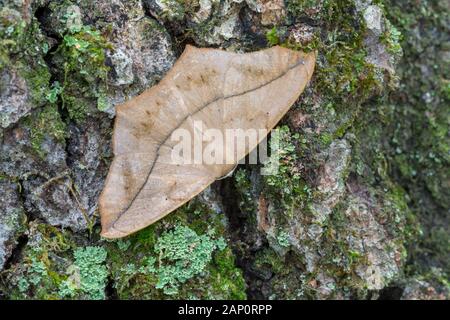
[99,45,316,238]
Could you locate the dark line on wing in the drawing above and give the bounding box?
[112,57,307,226]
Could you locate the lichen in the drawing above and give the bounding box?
[151,225,224,295]
[381,19,403,56]
[0,223,74,300]
[276,230,290,248]
[105,199,246,299]
[73,246,108,300]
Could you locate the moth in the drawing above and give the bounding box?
[99,45,316,238]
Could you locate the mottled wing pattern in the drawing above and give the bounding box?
[99,45,316,238]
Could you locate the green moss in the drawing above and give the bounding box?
[234,169,257,214]
[241,1,422,298]
[17,278,30,293]
[262,125,311,215]
[254,248,285,274]
[333,117,355,139]
[266,27,280,46]
[0,200,245,299]
[317,182,413,292]
[116,239,132,251]
[25,104,67,158]
[320,132,333,146]
[269,0,386,168]
[55,25,111,121]
[209,248,247,300]
[285,0,383,103]
[0,7,67,150]
[0,223,76,300]
[0,7,52,114]
[379,0,449,283]
[19,64,52,107]
[105,199,245,299]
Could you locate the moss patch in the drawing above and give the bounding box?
[53,25,111,122]
[106,199,246,299]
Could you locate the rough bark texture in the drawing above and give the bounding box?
[0,0,448,300]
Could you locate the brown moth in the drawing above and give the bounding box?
[99,45,316,238]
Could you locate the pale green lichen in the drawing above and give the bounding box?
[151,225,225,295]
[18,278,30,293]
[73,246,108,300]
[276,230,291,248]
[28,258,48,286]
[381,19,403,56]
[46,81,63,104]
[116,239,132,251]
[105,200,246,299]
[58,278,77,298]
